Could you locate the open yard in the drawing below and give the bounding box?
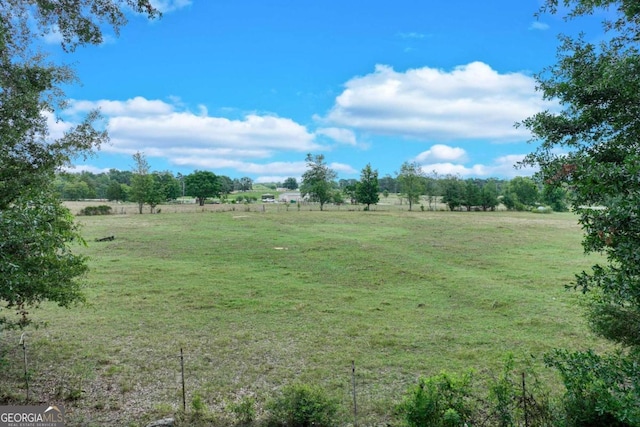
[0,208,607,426]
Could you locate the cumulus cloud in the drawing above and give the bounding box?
[45,111,75,141]
[330,162,358,174]
[418,153,537,178]
[414,144,467,163]
[150,0,192,13]
[324,61,555,141]
[316,127,357,145]
[65,96,324,172]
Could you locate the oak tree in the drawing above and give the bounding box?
[185,170,221,206]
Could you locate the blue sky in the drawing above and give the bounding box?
[45,0,602,183]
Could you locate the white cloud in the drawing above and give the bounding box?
[414,144,467,163]
[316,127,357,145]
[45,111,75,141]
[64,97,325,172]
[172,158,308,175]
[150,0,192,13]
[42,25,115,46]
[330,162,358,174]
[62,164,111,174]
[68,97,174,117]
[325,61,556,141]
[418,153,538,178]
[42,26,63,44]
[529,21,550,31]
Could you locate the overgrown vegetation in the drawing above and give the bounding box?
[521,0,640,425]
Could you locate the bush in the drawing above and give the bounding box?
[545,349,640,427]
[397,372,474,427]
[79,205,112,216]
[265,383,338,427]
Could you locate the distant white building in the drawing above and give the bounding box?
[279,192,305,203]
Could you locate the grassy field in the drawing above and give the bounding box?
[0,207,607,426]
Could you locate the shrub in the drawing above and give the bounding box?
[397,372,474,427]
[545,349,640,427]
[79,205,112,215]
[265,383,338,427]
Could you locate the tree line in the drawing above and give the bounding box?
[55,152,569,213]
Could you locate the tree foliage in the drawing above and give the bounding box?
[396,162,425,211]
[355,163,380,210]
[0,1,158,327]
[282,177,299,190]
[522,0,640,423]
[441,176,465,211]
[300,154,337,211]
[129,151,153,214]
[185,170,221,206]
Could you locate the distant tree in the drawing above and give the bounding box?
[397,162,425,211]
[185,170,221,206]
[145,174,166,213]
[441,176,465,211]
[542,185,569,212]
[332,191,345,205]
[502,177,539,211]
[424,173,440,210]
[130,152,153,214]
[91,172,111,199]
[300,153,337,211]
[239,176,253,192]
[355,163,380,210]
[462,179,482,211]
[218,175,234,195]
[78,171,98,198]
[106,181,127,202]
[153,171,181,201]
[283,177,299,190]
[338,178,357,190]
[511,177,539,207]
[479,180,499,211]
[108,169,133,185]
[65,180,93,201]
[379,174,397,194]
[343,183,357,204]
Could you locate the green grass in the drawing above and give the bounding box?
[0,209,607,425]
